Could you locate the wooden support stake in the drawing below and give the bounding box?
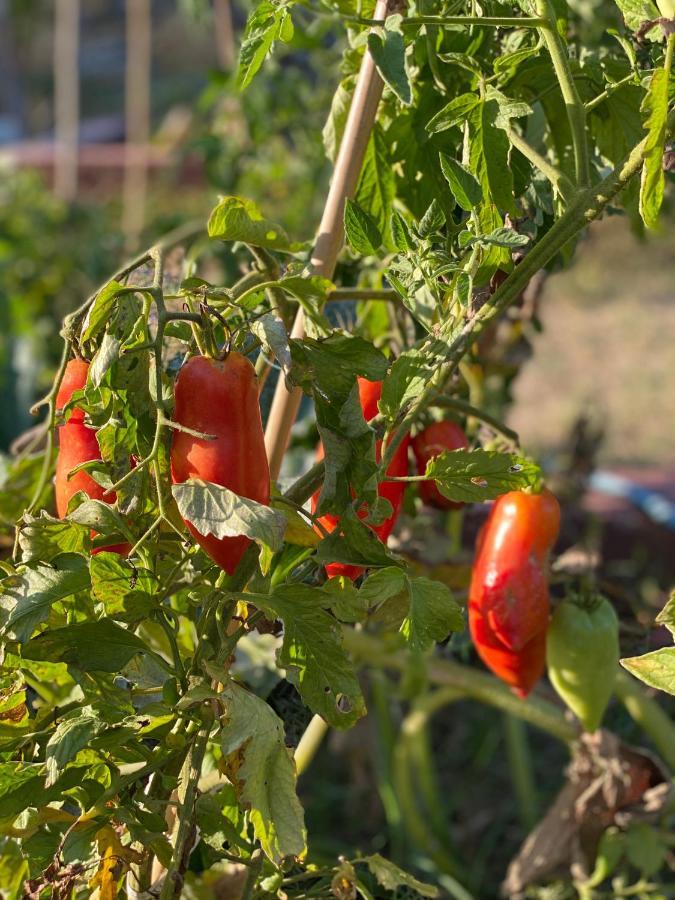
[264,0,393,479]
[53,0,80,202]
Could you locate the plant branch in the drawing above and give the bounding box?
[349,14,548,28]
[535,0,590,186]
[380,133,648,472]
[505,124,576,199]
[343,629,577,743]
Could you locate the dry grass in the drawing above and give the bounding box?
[509,216,675,467]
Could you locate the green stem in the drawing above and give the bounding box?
[505,124,576,200]
[535,0,590,186]
[350,14,548,28]
[344,629,578,744]
[614,670,675,772]
[159,721,212,900]
[503,713,538,829]
[241,849,263,900]
[380,133,648,472]
[585,71,640,113]
[294,714,330,775]
[430,395,519,444]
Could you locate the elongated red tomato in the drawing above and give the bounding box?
[412,420,469,509]
[170,353,270,575]
[469,489,560,652]
[55,359,128,555]
[469,606,546,698]
[312,377,410,581]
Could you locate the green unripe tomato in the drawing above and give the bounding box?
[547,594,619,732]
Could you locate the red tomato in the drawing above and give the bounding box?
[55,359,129,555]
[312,377,410,581]
[468,489,560,651]
[469,605,546,698]
[170,353,270,575]
[412,420,469,509]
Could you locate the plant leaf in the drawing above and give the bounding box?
[367,28,412,105]
[425,449,541,503]
[208,196,300,252]
[439,154,483,211]
[344,199,382,255]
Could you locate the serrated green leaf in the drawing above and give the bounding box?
[639,65,670,230]
[237,1,295,90]
[621,648,675,695]
[89,332,121,388]
[45,709,101,787]
[22,618,154,672]
[18,512,89,564]
[426,449,541,502]
[251,314,292,377]
[612,0,660,33]
[255,584,366,728]
[400,577,464,651]
[172,480,285,555]
[314,508,401,571]
[439,154,483,211]
[80,280,127,343]
[220,681,306,861]
[655,590,675,635]
[361,854,438,897]
[344,198,382,255]
[426,93,480,134]
[469,99,516,215]
[2,554,90,643]
[90,553,158,623]
[367,29,412,105]
[355,126,395,241]
[208,196,299,252]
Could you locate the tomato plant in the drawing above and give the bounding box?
[0,0,674,897]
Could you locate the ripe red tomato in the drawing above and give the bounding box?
[170,353,270,575]
[469,605,546,698]
[312,377,410,581]
[55,359,129,555]
[468,489,560,696]
[412,420,469,509]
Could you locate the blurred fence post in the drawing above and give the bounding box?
[122,0,151,249]
[214,0,236,70]
[53,0,80,201]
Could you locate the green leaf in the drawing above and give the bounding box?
[344,199,382,255]
[426,93,480,134]
[2,554,90,643]
[485,86,533,128]
[367,29,412,105]
[220,681,306,862]
[323,76,354,163]
[251,314,292,377]
[625,822,668,876]
[453,272,473,307]
[612,0,660,32]
[18,512,89,563]
[315,508,402,571]
[439,154,483,211]
[425,449,542,503]
[89,332,121,388]
[465,227,530,249]
[69,500,133,544]
[621,648,675,695]
[80,280,127,343]
[22,618,153,672]
[469,99,516,215]
[361,854,439,898]
[255,584,366,728]
[208,196,299,252]
[90,553,158,623]
[45,708,101,787]
[0,839,29,900]
[237,1,295,90]
[655,590,675,635]
[639,65,670,230]
[355,126,395,240]
[400,577,464,651]
[172,480,286,555]
[278,274,334,332]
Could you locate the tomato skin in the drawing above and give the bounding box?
[468,489,560,696]
[412,420,469,509]
[54,360,129,555]
[469,489,560,651]
[312,377,410,581]
[56,358,90,423]
[170,353,270,575]
[547,595,619,732]
[469,606,546,698]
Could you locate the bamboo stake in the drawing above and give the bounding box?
[53,0,80,201]
[122,0,152,249]
[263,0,393,479]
